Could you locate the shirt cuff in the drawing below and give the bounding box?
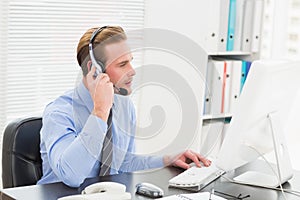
[147,156,164,169]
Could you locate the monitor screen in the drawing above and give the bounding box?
[215,59,300,186]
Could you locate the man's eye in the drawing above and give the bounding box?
[120,62,127,67]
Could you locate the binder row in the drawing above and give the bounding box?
[210,0,264,52]
[203,59,252,116]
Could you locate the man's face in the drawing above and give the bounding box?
[104,40,135,95]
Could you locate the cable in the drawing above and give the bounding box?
[201,113,300,198]
[219,145,300,199]
[247,145,287,200]
[221,175,300,197]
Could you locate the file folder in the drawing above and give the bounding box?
[241,0,254,52]
[220,61,227,114]
[251,0,264,52]
[229,60,242,113]
[218,0,230,52]
[233,0,246,51]
[209,60,225,115]
[223,61,232,113]
[204,62,213,115]
[245,61,252,78]
[240,60,247,92]
[227,0,237,51]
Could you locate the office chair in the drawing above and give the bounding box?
[2,117,43,188]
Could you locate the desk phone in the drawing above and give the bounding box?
[57,182,131,200]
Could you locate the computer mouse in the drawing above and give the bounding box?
[135,182,164,198]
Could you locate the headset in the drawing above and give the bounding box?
[89,26,128,95]
[89,26,107,75]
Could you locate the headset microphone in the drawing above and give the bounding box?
[113,85,128,96]
[89,26,128,96]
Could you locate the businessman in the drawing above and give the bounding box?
[37,26,211,187]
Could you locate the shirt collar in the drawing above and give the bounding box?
[76,80,94,113]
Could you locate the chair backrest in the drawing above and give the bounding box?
[2,117,43,188]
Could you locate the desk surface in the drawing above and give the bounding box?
[1,161,300,200]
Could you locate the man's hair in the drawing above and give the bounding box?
[76,26,127,76]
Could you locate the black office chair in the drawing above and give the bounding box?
[2,117,43,188]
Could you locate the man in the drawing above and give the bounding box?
[37,26,210,187]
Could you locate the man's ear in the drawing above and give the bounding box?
[87,60,93,72]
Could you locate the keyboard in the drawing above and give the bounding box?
[169,163,225,191]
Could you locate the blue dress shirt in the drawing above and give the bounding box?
[37,81,163,187]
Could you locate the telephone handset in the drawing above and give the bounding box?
[57,182,131,200]
[82,181,126,194]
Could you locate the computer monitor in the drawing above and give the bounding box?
[215,59,300,187]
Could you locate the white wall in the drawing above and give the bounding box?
[144,0,206,44]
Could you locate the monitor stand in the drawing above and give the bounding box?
[233,112,293,187]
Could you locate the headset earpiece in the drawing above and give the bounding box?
[97,60,105,72]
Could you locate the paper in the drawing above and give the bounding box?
[159,192,227,200]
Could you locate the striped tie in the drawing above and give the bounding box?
[99,109,113,176]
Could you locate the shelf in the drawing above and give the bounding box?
[208,51,252,56]
[202,114,232,121]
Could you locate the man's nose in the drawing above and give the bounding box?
[128,64,136,76]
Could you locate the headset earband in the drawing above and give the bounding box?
[88,26,108,73]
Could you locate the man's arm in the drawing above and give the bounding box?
[41,105,110,187]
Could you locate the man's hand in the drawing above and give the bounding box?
[86,66,114,122]
[163,150,211,169]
